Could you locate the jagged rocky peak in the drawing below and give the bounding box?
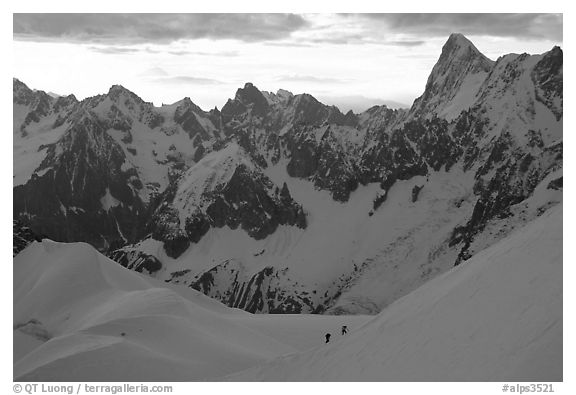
[277,88,294,100]
[13,78,33,104]
[548,45,563,59]
[107,84,146,106]
[232,82,270,116]
[173,96,205,117]
[531,46,563,120]
[53,93,78,110]
[175,96,194,106]
[429,33,494,89]
[435,33,494,72]
[262,88,294,105]
[409,33,495,121]
[209,106,221,117]
[104,84,166,128]
[221,83,261,119]
[441,33,492,66]
[13,78,52,106]
[13,78,31,96]
[291,93,333,125]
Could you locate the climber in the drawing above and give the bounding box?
[341,325,348,335]
[325,333,331,343]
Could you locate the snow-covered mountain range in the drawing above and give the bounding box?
[13,33,563,315]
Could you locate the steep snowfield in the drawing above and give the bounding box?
[140,161,478,314]
[228,204,562,381]
[173,142,256,220]
[13,104,69,186]
[473,52,562,146]
[13,240,372,381]
[438,72,488,121]
[13,241,294,381]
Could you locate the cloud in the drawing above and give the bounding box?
[302,35,425,46]
[317,94,410,113]
[308,33,366,45]
[87,46,142,55]
[13,14,309,44]
[384,40,425,47]
[153,76,225,85]
[87,45,239,57]
[276,74,349,84]
[166,50,239,57]
[15,13,560,48]
[139,67,169,77]
[264,41,314,48]
[356,13,562,42]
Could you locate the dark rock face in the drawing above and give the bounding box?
[174,99,212,140]
[221,82,271,123]
[292,94,332,125]
[148,206,190,259]
[188,261,316,313]
[149,160,307,258]
[13,220,43,256]
[313,134,359,202]
[108,249,162,274]
[234,82,270,117]
[451,111,488,170]
[449,129,562,266]
[205,164,303,238]
[412,185,424,202]
[285,125,361,202]
[184,216,211,243]
[13,114,147,250]
[286,132,319,178]
[221,99,247,122]
[404,118,462,172]
[547,177,563,190]
[358,128,428,211]
[532,47,563,121]
[372,191,388,211]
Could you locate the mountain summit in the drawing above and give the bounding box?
[409,33,495,121]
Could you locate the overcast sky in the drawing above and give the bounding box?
[13,13,562,113]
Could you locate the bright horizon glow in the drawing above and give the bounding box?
[13,14,562,113]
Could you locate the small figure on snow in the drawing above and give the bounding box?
[341,325,348,335]
[325,333,331,343]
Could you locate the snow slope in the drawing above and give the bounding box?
[173,142,256,220]
[13,241,294,381]
[228,204,562,381]
[13,240,373,381]
[137,161,477,314]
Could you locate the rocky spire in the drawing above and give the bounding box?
[408,33,495,120]
[232,82,270,117]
